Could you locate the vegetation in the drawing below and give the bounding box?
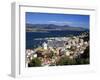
[56,56,77,65]
[56,45,89,65]
[56,56,89,66]
[28,58,41,67]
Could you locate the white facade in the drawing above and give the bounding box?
[42,42,48,50]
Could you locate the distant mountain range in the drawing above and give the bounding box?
[26,24,89,32]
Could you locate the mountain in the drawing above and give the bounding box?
[26,24,88,32]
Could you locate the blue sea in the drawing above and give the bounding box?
[26,30,88,49]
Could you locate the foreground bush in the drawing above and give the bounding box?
[56,56,89,66]
[56,56,77,65]
[28,58,41,67]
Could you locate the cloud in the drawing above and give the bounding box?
[48,21,88,28]
[48,21,73,25]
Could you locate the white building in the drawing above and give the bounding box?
[42,42,48,50]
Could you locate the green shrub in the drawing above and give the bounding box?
[75,58,89,64]
[28,58,41,67]
[56,56,76,65]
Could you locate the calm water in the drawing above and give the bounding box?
[26,30,87,49]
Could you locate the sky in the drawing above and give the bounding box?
[26,12,89,29]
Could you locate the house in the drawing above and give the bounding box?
[42,42,48,50]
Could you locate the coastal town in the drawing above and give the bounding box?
[26,32,89,67]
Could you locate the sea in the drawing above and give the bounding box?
[26,30,88,49]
